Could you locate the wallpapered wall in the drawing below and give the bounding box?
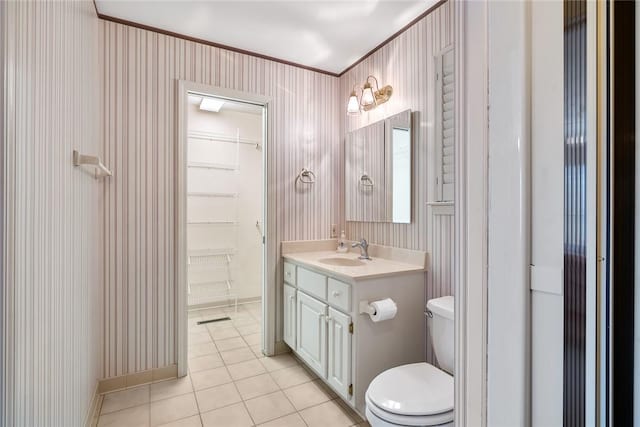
[101,21,342,377]
[101,0,453,378]
[1,1,104,424]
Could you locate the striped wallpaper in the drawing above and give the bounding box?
[339,1,454,363]
[1,1,103,425]
[101,21,342,377]
[0,0,454,394]
[341,0,453,251]
[102,1,453,378]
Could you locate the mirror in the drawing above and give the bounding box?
[345,109,412,223]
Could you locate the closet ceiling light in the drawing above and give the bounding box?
[200,97,225,112]
[346,75,393,115]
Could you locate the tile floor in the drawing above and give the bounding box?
[96,302,369,427]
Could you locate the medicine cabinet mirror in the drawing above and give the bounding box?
[345,109,412,223]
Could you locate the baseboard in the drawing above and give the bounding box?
[97,364,178,394]
[84,381,102,427]
[274,340,291,355]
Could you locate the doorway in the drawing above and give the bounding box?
[176,82,271,377]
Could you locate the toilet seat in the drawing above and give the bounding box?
[366,363,454,426]
[366,393,453,426]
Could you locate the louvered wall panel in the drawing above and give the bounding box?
[1,1,103,425]
[102,22,342,377]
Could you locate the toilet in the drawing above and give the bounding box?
[365,296,454,427]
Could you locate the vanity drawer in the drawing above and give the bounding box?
[297,267,327,300]
[284,262,296,286]
[328,278,351,312]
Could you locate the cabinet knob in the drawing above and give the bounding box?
[332,291,341,297]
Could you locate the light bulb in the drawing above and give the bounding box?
[361,83,375,107]
[347,92,361,115]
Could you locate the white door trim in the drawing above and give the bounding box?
[454,1,488,425]
[176,80,273,377]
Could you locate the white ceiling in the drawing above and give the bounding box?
[95,0,440,74]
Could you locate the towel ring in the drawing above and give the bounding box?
[296,168,316,185]
[360,173,374,187]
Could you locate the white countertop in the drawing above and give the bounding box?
[283,250,427,281]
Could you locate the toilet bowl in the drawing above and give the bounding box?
[366,296,454,427]
[365,363,453,427]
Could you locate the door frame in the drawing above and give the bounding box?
[453,1,489,426]
[176,80,272,377]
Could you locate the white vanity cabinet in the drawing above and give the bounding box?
[283,284,297,350]
[296,291,328,378]
[327,307,352,398]
[282,257,426,417]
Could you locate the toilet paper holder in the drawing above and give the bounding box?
[359,300,377,315]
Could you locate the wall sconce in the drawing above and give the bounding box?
[346,75,393,115]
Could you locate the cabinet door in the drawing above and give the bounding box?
[327,307,352,400]
[283,284,297,350]
[296,291,327,378]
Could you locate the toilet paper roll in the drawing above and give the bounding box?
[369,298,397,322]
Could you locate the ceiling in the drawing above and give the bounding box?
[95,0,440,75]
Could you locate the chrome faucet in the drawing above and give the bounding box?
[352,238,372,260]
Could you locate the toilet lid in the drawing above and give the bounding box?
[366,363,453,416]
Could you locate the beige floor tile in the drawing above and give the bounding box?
[334,399,365,425]
[209,327,240,340]
[232,317,258,327]
[220,347,256,365]
[150,393,199,426]
[150,376,193,402]
[258,354,298,372]
[98,404,150,427]
[257,413,307,427]
[195,382,242,413]
[270,365,316,389]
[243,333,261,346]
[244,391,296,424]
[282,380,333,411]
[198,308,227,318]
[236,323,261,336]
[205,320,236,332]
[188,342,217,359]
[101,385,150,414]
[188,333,212,345]
[298,400,355,427]
[157,415,202,427]
[215,336,248,352]
[234,373,279,400]
[251,344,264,358]
[188,354,224,373]
[190,366,232,391]
[200,402,253,427]
[227,359,267,380]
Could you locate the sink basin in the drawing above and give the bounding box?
[318,257,366,267]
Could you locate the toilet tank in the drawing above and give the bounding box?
[427,296,454,375]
